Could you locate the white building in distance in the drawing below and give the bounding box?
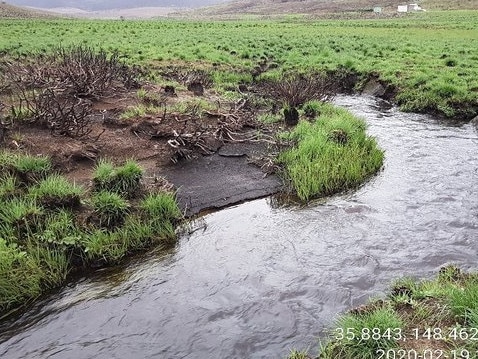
[397,3,425,12]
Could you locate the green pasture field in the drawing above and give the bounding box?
[0,10,477,119]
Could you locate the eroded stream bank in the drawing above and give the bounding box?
[1,95,477,359]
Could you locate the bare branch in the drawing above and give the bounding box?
[2,45,142,138]
[259,72,337,108]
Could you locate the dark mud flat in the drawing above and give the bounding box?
[161,143,283,216]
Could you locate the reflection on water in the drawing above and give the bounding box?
[1,96,477,359]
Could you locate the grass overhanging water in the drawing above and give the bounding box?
[279,102,384,201]
[296,267,478,359]
[0,153,182,315]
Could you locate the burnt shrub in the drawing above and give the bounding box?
[258,72,336,125]
[3,45,142,138]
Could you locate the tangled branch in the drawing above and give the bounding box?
[2,45,142,138]
[259,72,336,107]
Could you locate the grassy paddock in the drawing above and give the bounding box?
[0,11,477,118]
[279,102,384,201]
[0,152,182,316]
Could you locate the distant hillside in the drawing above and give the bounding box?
[420,0,478,10]
[192,0,478,17]
[1,0,476,20]
[0,3,57,18]
[4,0,224,11]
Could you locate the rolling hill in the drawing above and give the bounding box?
[0,3,58,18]
[1,0,476,20]
[191,0,478,17]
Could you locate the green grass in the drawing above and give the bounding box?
[447,279,478,323]
[12,154,51,174]
[0,175,19,199]
[287,350,310,359]
[310,266,478,359]
[0,11,476,119]
[120,104,163,120]
[113,160,143,195]
[258,112,282,124]
[0,151,17,171]
[29,245,70,288]
[0,197,43,241]
[28,174,83,208]
[8,105,34,122]
[0,238,43,312]
[91,190,130,228]
[10,153,52,184]
[0,151,181,315]
[169,98,216,116]
[93,159,143,197]
[36,210,82,248]
[82,214,171,264]
[92,158,115,185]
[301,100,324,119]
[140,192,182,242]
[82,229,128,263]
[141,192,182,221]
[279,103,384,201]
[322,306,402,359]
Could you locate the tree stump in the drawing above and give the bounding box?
[284,106,299,126]
[187,82,204,96]
[164,85,176,96]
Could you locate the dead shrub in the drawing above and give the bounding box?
[262,72,336,108]
[0,101,5,143]
[258,72,336,125]
[2,45,142,138]
[159,67,213,89]
[35,90,93,137]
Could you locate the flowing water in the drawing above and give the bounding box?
[1,96,477,359]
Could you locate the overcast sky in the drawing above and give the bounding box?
[5,0,226,10]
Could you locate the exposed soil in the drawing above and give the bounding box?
[1,83,284,216]
[162,142,283,215]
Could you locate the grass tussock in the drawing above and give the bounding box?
[0,152,52,185]
[91,190,130,228]
[279,102,383,201]
[315,266,478,359]
[93,159,143,197]
[28,174,83,208]
[0,151,182,315]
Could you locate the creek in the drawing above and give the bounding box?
[1,95,477,359]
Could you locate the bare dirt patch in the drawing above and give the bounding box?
[0,49,340,216]
[1,84,283,216]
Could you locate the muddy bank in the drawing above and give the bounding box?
[161,142,283,216]
[0,90,283,219]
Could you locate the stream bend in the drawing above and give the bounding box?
[1,95,477,359]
